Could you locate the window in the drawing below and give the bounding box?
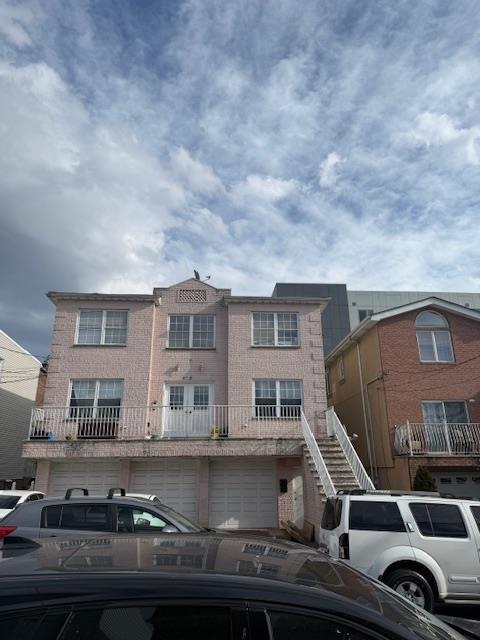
[336,355,345,382]
[409,502,467,537]
[77,310,128,345]
[321,498,343,530]
[421,401,469,424]
[254,379,302,418]
[358,308,374,322]
[252,312,299,346]
[470,506,480,533]
[168,315,215,348]
[266,611,371,640]
[69,379,123,418]
[349,501,406,532]
[116,506,175,533]
[42,504,111,531]
[415,311,453,362]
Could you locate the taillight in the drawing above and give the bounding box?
[0,526,17,539]
[339,533,349,560]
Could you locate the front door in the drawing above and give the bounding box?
[164,384,213,437]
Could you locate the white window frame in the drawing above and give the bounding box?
[166,315,216,349]
[68,379,124,418]
[421,400,470,424]
[252,379,303,417]
[416,329,454,363]
[336,355,345,382]
[75,310,128,346]
[251,312,300,347]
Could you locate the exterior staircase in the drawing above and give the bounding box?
[301,407,375,500]
[303,437,362,498]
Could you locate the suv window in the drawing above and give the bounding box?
[409,503,467,538]
[42,504,111,531]
[349,501,406,532]
[470,506,480,532]
[321,498,342,530]
[116,506,176,533]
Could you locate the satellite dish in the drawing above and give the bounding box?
[194,270,200,280]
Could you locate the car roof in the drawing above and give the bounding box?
[0,490,42,497]
[0,533,460,640]
[335,491,480,504]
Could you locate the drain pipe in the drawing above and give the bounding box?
[353,340,376,484]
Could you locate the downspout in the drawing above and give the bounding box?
[353,340,376,484]
[365,374,383,484]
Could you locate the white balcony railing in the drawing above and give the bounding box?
[395,422,480,456]
[28,405,303,441]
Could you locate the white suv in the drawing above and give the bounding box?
[320,490,480,612]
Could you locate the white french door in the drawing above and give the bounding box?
[164,384,213,437]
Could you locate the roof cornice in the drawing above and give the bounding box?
[223,296,330,305]
[47,292,157,305]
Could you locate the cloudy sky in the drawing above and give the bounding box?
[1,0,480,357]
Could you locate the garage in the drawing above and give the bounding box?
[48,460,121,496]
[432,471,480,499]
[129,459,198,521]
[209,459,278,529]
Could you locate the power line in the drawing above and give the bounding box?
[0,344,49,361]
[0,376,41,384]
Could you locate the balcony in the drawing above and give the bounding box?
[394,422,480,456]
[28,405,303,442]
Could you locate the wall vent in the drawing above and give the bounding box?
[177,289,207,303]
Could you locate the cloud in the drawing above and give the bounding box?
[1,0,480,356]
[319,152,344,188]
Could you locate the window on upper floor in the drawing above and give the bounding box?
[167,315,215,348]
[421,401,469,425]
[254,379,302,418]
[336,355,345,382]
[415,311,454,362]
[69,379,123,419]
[252,312,299,346]
[76,310,128,345]
[358,308,374,322]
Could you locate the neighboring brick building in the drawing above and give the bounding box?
[325,298,480,496]
[23,278,364,536]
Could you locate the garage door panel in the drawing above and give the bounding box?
[209,460,277,529]
[49,461,121,496]
[129,460,198,521]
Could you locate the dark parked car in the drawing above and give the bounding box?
[0,533,471,640]
[0,488,204,546]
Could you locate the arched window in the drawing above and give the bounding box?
[415,311,454,362]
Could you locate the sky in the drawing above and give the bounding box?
[0,0,480,358]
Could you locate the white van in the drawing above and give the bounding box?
[320,490,480,611]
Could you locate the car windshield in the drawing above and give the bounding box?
[159,504,205,532]
[0,496,21,509]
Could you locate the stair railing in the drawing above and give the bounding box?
[326,407,375,490]
[301,410,336,498]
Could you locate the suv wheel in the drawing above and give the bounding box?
[384,569,434,612]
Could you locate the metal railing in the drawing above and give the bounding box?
[394,422,480,456]
[325,407,375,490]
[28,405,303,441]
[301,410,336,498]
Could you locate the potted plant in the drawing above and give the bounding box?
[210,425,221,439]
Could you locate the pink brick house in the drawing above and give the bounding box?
[24,278,364,535]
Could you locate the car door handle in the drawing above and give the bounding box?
[49,535,57,537]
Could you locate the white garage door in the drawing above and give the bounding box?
[209,459,277,528]
[433,471,480,499]
[49,460,121,497]
[129,460,198,521]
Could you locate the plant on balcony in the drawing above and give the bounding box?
[413,467,436,492]
[210,425,221,439]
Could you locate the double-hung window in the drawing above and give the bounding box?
[415,311,454,362]
[168,315,215,348]
[252,312,299,346]
[254,379,302,418]
[69,379,123,419]
[77,310,128,345]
